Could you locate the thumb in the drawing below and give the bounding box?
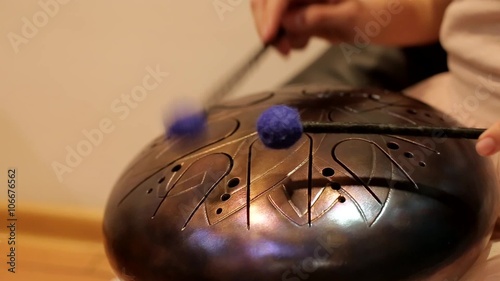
[281,2,363,42]
[477,121,500,157]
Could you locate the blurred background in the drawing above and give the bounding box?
[0,0,329,209]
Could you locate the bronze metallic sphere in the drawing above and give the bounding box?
[103,85,499,281]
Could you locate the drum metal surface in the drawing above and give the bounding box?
[103,86,499,281]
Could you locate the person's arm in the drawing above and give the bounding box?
[251,0,452,54]
[477,122,500,156]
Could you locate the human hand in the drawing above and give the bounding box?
[476,122,500,157]
[251,0,365,55]
[250,0,450,55]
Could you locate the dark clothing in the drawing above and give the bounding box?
[286,43,448,92]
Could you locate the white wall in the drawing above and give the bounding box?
[0,0,328,208]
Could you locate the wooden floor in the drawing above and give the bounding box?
[3,234,115,280]
[0,204,116,281]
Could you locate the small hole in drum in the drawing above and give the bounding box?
[330,182,341,190]
[146,188,153,194]
[216,208,223,215]
[387,142,400,150]
[424,113,432,118]
[158,176,165,184]
[221,194,231,201]
[338,196,346,203]
[407,109,418,114]
[322,168,335,177]
[419,161,426,167]
[171,164,182,172]
[404,152,414,158]
[228,178,240,188]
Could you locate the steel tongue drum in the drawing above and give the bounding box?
[103,85,499,281]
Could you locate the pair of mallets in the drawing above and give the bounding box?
[167,103,484,149]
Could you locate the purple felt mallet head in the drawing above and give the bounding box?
[166,111,207,137]
[256,105,303,149]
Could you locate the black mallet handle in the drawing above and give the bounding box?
[205,29,286,109]
[302,122,485,139]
